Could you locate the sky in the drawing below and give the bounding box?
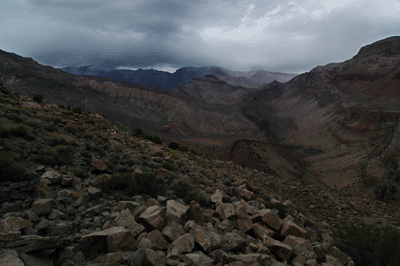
[0,0,399,74]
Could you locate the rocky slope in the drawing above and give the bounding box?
[0,85,364,266]
[242,36,400,202]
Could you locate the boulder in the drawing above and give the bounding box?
[102,251,123,265]
[210,190,224,203]
[221,232,246,252]
[114,201,141,213]
[87,186,102,200]
[147,230,169,250]
[216,203,235,220]
[280,220,307,238]
[186,201,204,225]
[0,217,30,235]
[166,200,188,224]
[80,226,133,253]
[257,209,282,231]
[252,222,275,240]
[145,248,166,266]
[139,205,167,231]
[107,228,137,253]
[0,235,69,253]
[41,171,61,184]
[237,218,253,233]
[193,225,221,253]
[91,156,107,172]
[114,209,146,237]
[167,233,195,258]
[283,235,315,258]
[161,222,185,243]
[31,199,53,216]
[19,252,53,266]
[0,250,24,266]
[263,236,293,261]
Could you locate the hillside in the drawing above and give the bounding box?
[0,83,375,266]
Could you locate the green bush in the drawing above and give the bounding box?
[33,94,43,104]
[64,124,79,135]
[333,224,400,266]
[9,124,35,141]
[72,106,82,114]
[152,135,162,145]
[33,145,73,166]
[97,172,165,197]
[162,161,176,171]
[168,142,179,150]
[0,150,26,182]
[133,128,143,137]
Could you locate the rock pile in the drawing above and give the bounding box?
[0,170,354,266]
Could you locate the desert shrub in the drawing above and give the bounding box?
[152,135,162,144]
[25,119,40,128]
[162,161,176,171]
[178,146,189,152]
[9,124,35,141]
[7,114,24,123]
[64,124,79,135]
[33,145,73,166]
[333,224,400,266]
[58,104,66,109]
[168,142,179,150]
[133,128,143,137]
[263,200,287,219]
[48,135,70,146]
[72,106,82,114]
[32,94,43,104]
[0,150,26,182]
[97,172,165,197]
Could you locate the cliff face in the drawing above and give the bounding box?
[242,36,400,200]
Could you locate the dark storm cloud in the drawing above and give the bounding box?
[0,0,399,73]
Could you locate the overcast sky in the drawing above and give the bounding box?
[1,0,399,74]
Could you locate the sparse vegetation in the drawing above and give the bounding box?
[333,223,400,266]
[33,94,44,104]
[168,141,179,150]
[97,172,165,198]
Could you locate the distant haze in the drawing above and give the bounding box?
[1,0,399,74]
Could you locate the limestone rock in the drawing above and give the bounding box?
[280,220,307,238]
[80,226,131,253]
[216,203,235,220]
[283,235,315,257]
[139,205,167,231]
[193,225,221,253]
[221,232,246,252]
[0,217,30,235]
[87,186,102,200]
[263,236,293,261]
[166,199,188,224]
[31,199,53,216]
[41,171,61,184]
[186,201,204,226]
[19,252,53,266]
[0,250,24,266]
[0,235,69,253]
[167,233,195,258]
[210,190,224,203]
[107,227,137,253]
[145,248,166,266]
[237,218,253,233]
[257,209,282,231]
[91,156,107,172]
[114,209,146,237]
[161,222,185,243]
[147,230,169,250]
[252,222,275,240]
[114,201,141,213]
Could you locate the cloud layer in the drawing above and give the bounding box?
[1,0,399,73]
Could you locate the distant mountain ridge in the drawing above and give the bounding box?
[58,65,297,89]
